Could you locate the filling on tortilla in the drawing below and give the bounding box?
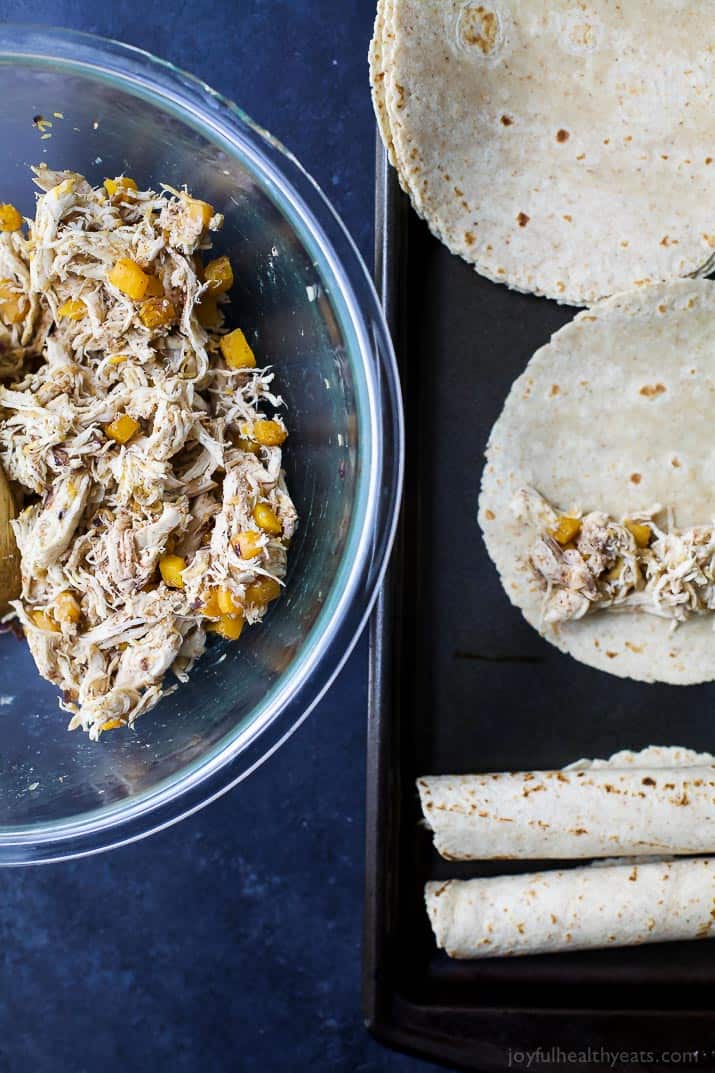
[513,487,715,626]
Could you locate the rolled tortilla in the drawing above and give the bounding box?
[419,746,715,860]
[426,858,715,958]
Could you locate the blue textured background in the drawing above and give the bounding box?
[0,2,439,1071]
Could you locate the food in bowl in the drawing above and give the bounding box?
[0,166,297,739]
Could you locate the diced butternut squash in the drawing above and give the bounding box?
[217,586,242,615]
[0,279,26,325]
[200,588,221,618]
[207,613,244,641]
[108,258,149,301]
[143,274,164,297]
[548,515,581,546]
[234,530,263,560]
[253,419,287,447]
[57,298,86,321]
[100,718,124,732]
[245,577,281,606]
[139,297,176,329]
[30,610,60,633]
[233,435,260,456]
[186,197,214,229]
[159,554,186,589]
[204,256,233,294]
[0,204,23,232]
[103,176,138,197]
[105,414,140,444]
[625,520,652,548]
[220,328,256,370]
[253,502,282,536]
[55,591,81,624]
[196,296,221,328]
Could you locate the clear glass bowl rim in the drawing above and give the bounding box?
[0,25,404,865]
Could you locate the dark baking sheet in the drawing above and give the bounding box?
[364,141,715,1072]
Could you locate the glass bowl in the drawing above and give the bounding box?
[0,26,403,864]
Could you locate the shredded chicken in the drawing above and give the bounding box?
[513,487,715,627]
[0,167,298,739]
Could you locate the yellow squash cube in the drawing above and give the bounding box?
[548,515,581,546]
[220,328,256,369]
[204,256,233,294]
[186,197,214,229]
[207,613,244,641]
[253,419,287,447]
[200,588,221,618]
[245,577,282,606]
[30,609,60,633]
[55,591,81,624]
[105,414,140,444]
[625,520,652,548]
[253,502,282,536]
[139,297,176,329]
[0,279,25,325]
[217,586,242,615]
[234,530,263,560]
[159,554,186,589]
[104,176,138,197]
[100,718,125,732]
[57,299,86,321]
[108,258,150,301]
[0,204,23,232]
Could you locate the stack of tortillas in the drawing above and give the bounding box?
[370,2,715,961]
[370,0,715,305]
[420,747,715,958]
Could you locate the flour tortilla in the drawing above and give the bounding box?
[369,0,398,169]
[426,857,715,958]
[376,0,715,305]
[419,746,715,860]
[479,278,715,684]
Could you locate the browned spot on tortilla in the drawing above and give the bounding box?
[556,281,565,293]
[662,154,669,160]
[606,651,618,659]
[571,828,587,835]
[464,231,476,246]
[707,157,713,165]
[517,212,530,227]
[703,234,715,247]
[501,115,513,126]
[576,153,585,160]
[660,235,671,246]
[630,472,641,484]
[394,83,406,110]
[603,138,610,145]
[642,776,656,787]
[461,6,498,54]
[671,457,681,468]
[516,923,525,935]
[664,783,675,790]
[658,304,667,313]
[484,509,495,521]
[556,772,568,782]
[625,641,643,653]
[620,240,629,247]
[556,129,570,143]
[550,384,560,396]
[639,383,666,398]
[550,914,557,924]
[629,867,638,881]
[625,135,633,142]
[454,186,464,198]
[674,793,690,806]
